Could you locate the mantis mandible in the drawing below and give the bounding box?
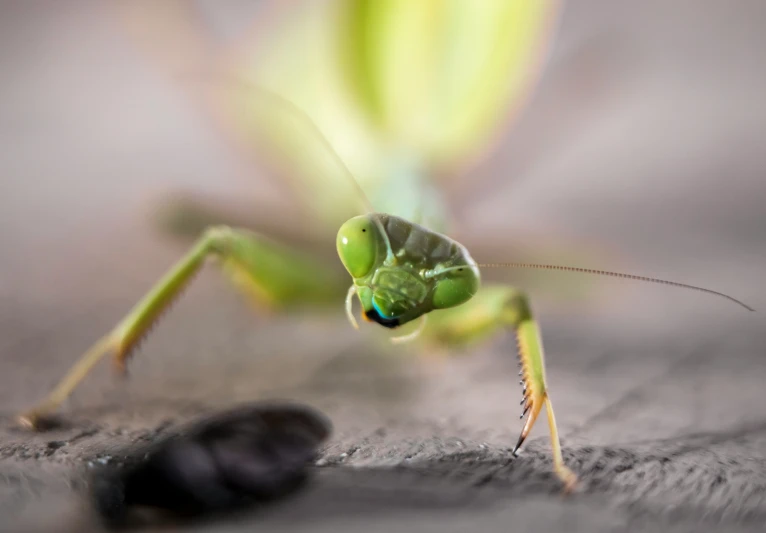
[17,81,754,493]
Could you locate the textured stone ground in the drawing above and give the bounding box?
[2,1,766,531]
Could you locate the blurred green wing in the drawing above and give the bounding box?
[338,0,560,173]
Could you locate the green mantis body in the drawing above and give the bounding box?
[17,3,755,495]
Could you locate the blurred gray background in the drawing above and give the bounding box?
[1,1,766,532]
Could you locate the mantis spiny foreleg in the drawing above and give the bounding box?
[18,226,346,429]
[423,285,577,491]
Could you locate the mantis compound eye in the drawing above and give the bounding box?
[432,266,480,309]
[91,402,332,528]
[336,215,381,278]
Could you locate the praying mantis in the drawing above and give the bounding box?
[16,81,753,491]
[16,1,754,494]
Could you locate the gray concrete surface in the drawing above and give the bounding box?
[2,1,766,531]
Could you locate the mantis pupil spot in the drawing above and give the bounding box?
[362,229,366,232]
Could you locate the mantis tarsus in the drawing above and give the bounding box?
[17,82,754,494]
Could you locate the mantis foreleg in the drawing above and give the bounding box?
[424,285,577,492]
[18,226,346,429]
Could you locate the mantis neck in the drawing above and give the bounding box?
[368,152,449,233]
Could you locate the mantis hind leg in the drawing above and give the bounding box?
[423,286,577,492]
[18,226,346,430]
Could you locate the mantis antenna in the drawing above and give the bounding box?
[477,262,755,312]
[179,70,394,260]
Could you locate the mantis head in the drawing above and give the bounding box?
[337,214,481,328]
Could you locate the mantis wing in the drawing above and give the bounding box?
[338,0,560,176]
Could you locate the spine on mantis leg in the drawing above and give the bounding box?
[18,225,349,429]
[113,233,213,369]
[500,289,576,491]
[420,287,550,452]
[501,292,548,453]
[16,228,226,428]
